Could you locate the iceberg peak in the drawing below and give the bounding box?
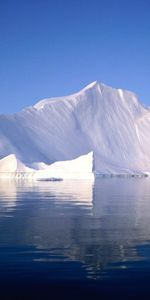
[81,80,98,90]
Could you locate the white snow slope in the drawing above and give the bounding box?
[0,81,150,176]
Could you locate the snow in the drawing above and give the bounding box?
[0,152,94,180]
[0,154,32,173]
[0,81,150,176]
[35,152,94,180]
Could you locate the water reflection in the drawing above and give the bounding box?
[0,180,17,214]
[0,178,150,280]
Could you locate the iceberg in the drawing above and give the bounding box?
[0,81,150,176]
[0,152,94,180]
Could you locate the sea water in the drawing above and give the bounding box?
[0,179,150,299]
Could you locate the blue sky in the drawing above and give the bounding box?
[0,0,150,113]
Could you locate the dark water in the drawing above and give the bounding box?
[1,178,150,299]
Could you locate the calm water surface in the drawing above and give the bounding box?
[0,178,150,299]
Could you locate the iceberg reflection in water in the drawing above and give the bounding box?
[0,178,150,282]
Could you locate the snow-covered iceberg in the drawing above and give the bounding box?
[0,154,32,173]
[0,81,150,176]
[35,152,94,180]
[0,152,94,180]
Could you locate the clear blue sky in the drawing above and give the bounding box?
[0,0,150,113]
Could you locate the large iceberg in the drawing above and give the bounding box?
[0,81,150,176]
